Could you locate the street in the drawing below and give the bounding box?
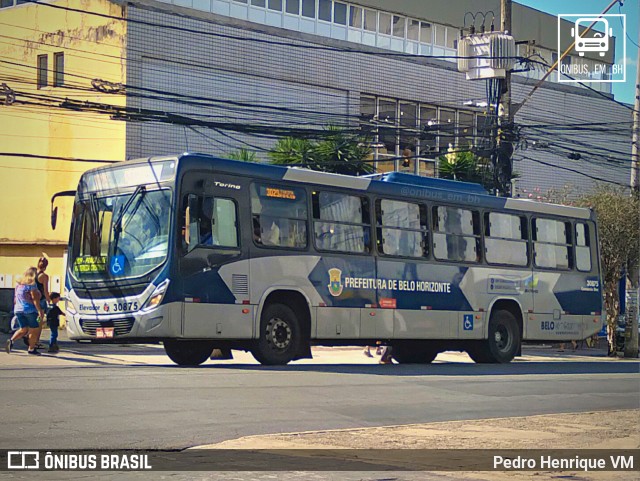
[1,335,638,451]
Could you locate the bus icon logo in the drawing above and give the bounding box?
[571,17,613,56]
[463,314,474,331]
[7,451,39,469]
[327,268,343,297]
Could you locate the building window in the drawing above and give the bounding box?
[268,0,282,10]
[349,5,362,28]
[37,54,48,89]
[333,1,346,25]
[301,0,314,18]
[318,0,330,21]
[285,0,298,14]
[53,52,64,87]
[392,15,405,38]
[363,8,376,31]
[378,12,391,35]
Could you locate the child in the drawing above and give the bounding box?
[46,292,63,353]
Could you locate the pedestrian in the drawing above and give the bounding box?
[32,256,51,348]
[379,345,394,364]
[5,267,46,356]
[46,292,63,353]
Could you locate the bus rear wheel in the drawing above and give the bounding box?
[392,341,440,364]
[251,303,302,366]
[164,340,214,366]
[467,309,521,364]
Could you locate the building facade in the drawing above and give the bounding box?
[0,0,632,300]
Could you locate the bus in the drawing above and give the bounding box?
[52,153,604,366]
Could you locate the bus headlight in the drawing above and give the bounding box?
[142,279,170,311]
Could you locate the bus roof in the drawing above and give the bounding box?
[90,153,593,221]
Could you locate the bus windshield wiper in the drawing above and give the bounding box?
[112,185,146,257]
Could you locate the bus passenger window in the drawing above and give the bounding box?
[312,191,370,254]
[575,222,591,272]
[432,206,480,262]
[251,183,308,249]
[532,218,572,269]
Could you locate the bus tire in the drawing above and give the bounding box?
[392,341,439,364]
[251,303,302,366]
[164,340,214,366]
[467,309,521,363]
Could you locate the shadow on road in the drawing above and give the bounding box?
[202,360,639,377]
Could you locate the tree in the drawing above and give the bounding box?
[544,186,640,355]
[437,150,492,188]
[228,148,257,162]
[268,127,373,176]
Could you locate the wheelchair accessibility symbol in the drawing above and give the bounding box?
[463,314,474,331]
[110,255,125,276]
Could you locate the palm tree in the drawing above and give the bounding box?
[228,148,257,162]
[268,127,372,176]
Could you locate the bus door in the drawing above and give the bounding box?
[179,172,253,339]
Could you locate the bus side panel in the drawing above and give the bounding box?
[529,271,602,341]
[376,259,467,339]
[308,255,378,339]
[248,255,324,337]
[459,267,534,339]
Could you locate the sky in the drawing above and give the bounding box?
[518,0,639,105]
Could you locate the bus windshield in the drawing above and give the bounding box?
[69,189,172,281]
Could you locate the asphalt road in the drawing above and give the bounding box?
[1,341,638,450]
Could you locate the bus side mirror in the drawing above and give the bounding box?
[51,206,58,230]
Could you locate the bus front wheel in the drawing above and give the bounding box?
[251,303,302,366]
[392,341,439,364]
[467,309,521,363]
[164,340,214,366]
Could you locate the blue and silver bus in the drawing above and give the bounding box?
[54,153,604,366]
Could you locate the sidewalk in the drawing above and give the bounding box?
[0,328,634,367]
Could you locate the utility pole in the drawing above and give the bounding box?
[496,0,513,196]
[624,26,639,358]
[500,0,512,124]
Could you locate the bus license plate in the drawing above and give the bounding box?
[96,327,114,338]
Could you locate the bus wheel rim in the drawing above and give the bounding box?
[267,318,291,350]
[494,325,510,352]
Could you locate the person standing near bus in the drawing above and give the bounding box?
[33,256,52,348]
[5,267,46,355]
